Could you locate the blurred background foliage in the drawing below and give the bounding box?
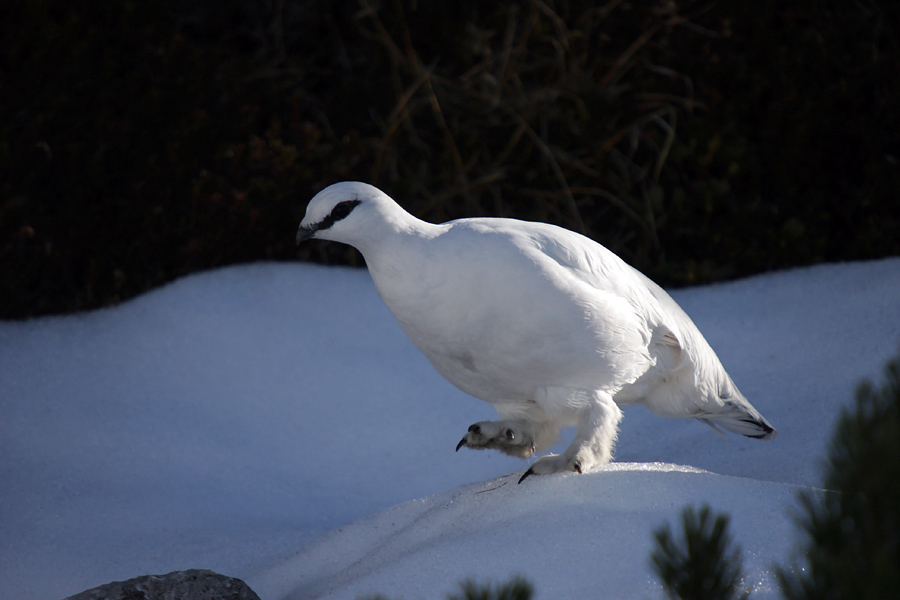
[2,0,898,318]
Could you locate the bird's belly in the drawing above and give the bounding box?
[406,315,636,405]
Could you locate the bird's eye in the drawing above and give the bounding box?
[331,200,359,221]
[317,199,362,232]
[505,429,515,440]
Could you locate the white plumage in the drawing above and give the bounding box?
[297,182,775,482]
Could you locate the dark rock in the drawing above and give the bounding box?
[63,569,261,600]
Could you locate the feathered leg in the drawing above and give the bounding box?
[519,391,623,483]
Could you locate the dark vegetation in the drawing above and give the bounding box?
[651,505,748,600]
[776,348,900,600]
[366,575,534,600]
[2,0,898,318]
[651,348,900,600]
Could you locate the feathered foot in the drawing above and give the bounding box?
[519,390,623,484]
[455,419,535,458]
[518,454,583,483]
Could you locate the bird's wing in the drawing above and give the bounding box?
[519,224,729,402]
[519,222,669,328]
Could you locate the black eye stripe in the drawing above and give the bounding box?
[318,199,361,231]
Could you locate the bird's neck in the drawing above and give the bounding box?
[358,220,443,312]
[354,211,440,256]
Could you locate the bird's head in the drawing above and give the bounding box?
[297,181,417,251]
[296,181,371,245]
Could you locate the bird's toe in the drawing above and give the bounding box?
[518,454,583,484]
[455,420,535,458]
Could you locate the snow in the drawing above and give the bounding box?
[1,257,898,600]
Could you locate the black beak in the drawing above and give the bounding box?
[296,225,316,245]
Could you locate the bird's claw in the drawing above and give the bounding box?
[517,455,583,484]
[455,421,535,458]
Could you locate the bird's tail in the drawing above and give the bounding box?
[698,399,777,440]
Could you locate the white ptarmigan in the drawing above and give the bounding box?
[297,182,776,482]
